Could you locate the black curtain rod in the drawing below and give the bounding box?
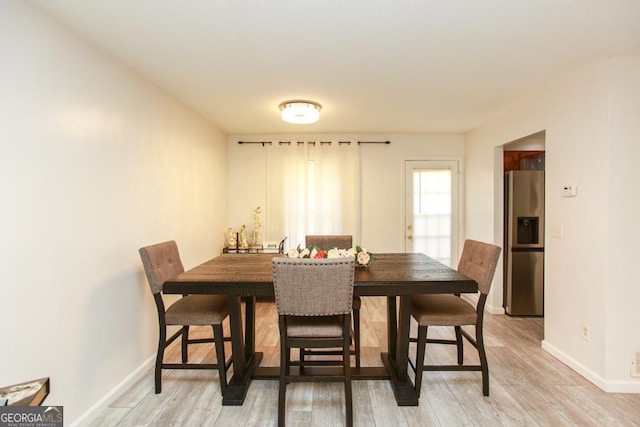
[237,141,272,146]
[237,140,390,146]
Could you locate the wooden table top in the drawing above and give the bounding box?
[163,253,477,297]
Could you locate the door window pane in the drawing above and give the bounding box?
[412,169,452,266]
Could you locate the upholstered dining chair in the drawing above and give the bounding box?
[272,257,355,427]
[304,235,361,368]
[139,240,232,394]
[409,239,501,397]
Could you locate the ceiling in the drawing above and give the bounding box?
[32,0,640,135]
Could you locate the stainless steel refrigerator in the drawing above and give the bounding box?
[504,170,544,316]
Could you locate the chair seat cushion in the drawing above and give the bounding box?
[165,294,229,326]
[410,294,477,326]
[286,315,345,338]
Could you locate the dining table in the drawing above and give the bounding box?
[162,252,477,406]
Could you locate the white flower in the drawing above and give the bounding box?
[327,248,340,258]
[287,248,300,258]
[357,251,371,266]
[346,247,357,257]
[300,248,311,258]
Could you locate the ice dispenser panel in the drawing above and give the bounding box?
[517,217,539,244]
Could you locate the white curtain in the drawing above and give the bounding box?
[265,141,361,251]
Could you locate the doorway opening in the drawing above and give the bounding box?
[502,130,546,318]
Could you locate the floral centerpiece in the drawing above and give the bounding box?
[287,245,376,267]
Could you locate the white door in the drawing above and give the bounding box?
[405,160,460,266]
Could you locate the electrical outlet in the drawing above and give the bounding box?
[580,324,590,342]
[631,351,640,378]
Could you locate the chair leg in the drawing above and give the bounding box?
[213,324,227,395]
[278,322,287,427]
[181,326,189,363]
[476,324,490,396]
[455,325,464,365]
[343,328,353,427]
[414,325,427,398]
[353,308,361,369]
[155,324,167,394]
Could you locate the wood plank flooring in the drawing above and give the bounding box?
[91,298,640,426]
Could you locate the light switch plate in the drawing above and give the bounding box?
[551,224,563,238]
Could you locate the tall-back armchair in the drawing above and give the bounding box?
[409,239,501,397]
[304,234,361,368]
[273,257,355,427]
[139,240,232,394]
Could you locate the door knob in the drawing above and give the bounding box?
[407,225,413,231]
[407,234,413,240]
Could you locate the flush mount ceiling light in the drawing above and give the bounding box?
[279,100,322,124]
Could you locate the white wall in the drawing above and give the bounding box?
[465,56,640,391]
[605,57,640,384]
[0,2,228,424]
[227,133,464,253]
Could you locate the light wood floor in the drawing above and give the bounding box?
[92,298,640,426]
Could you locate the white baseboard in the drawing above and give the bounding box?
[69,355,155,427]
[485,303,505,315]
[542,340,640,393]
[462,293,505,315]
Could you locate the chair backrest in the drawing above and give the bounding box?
[457,239,501,295]
[305,235,353,250]
[272,257,355,316]
[139,240,185,295]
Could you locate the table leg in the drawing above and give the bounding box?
[229,296,245,372]
[222,295,262,405]
[244,296,256,360]
[381,295,418,406]
[386,296,397,356]
[395,296,412,378]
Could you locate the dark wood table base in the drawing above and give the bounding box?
[381,353,419,406]
[252,365,391,381]
[225,351,419,407]
[221,353,263,405]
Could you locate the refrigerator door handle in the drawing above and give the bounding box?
[511,247,544,252]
